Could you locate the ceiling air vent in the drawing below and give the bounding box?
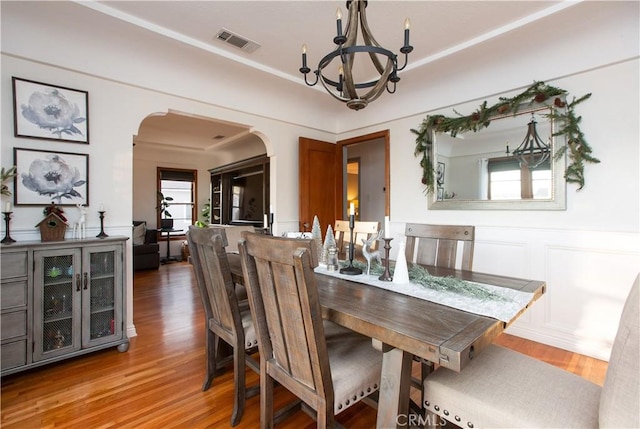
[215,28,260,53]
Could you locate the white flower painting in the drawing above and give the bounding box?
[13,77,89,143]
[14,148,89,206]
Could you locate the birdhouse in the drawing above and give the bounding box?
[36,213,68,242]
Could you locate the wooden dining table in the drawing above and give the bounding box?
[227,253,545,428]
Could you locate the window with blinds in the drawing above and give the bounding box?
[488,158,551,200]
[157,168,197,233]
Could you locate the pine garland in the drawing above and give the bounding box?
[346,260,510,302]
[411,81,599,193]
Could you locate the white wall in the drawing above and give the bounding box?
[340,60,640,360]
[2,1,638,360]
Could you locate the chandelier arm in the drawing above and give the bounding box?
[396,52,410,72]
[318,70,350,103]
[360,59,394,102]
[303,71,320,87]
[358,2,387,75]
[344,0,360,47]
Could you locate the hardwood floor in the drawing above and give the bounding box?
[1,262,608,428]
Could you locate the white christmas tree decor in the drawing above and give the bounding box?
[311,215,324,264]
[322,224,337,263]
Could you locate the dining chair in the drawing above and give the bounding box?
[404,223,475,270]
[334,220,381,257]
[238,232,382,428]
[423,273,640,429]
[403,223,476,410]
[186,226,260,427]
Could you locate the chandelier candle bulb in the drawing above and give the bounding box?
[336,8,343,39]
[404,18,411,46]
[301,44,308,68]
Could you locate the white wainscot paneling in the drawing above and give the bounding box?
[543,245,639,360]
[473,239,534,325]
[473,241,528,278]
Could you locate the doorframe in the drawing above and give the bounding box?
[336,130,390,219]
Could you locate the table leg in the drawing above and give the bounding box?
[377,345,412,429]
[166,232,171,260]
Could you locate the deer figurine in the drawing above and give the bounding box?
[73,203,87,239]
[361,229,383,275]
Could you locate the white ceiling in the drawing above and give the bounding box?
[81,0,573,151]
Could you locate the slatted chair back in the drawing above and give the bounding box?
[238,232,382,427]
[404,223,475,270]
[186,226,259,426]
[334,220,381,254]
[188,227,240,345]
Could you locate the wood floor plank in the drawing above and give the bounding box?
[2,262,607,428]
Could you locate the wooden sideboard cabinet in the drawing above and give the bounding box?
[1,237,129,376]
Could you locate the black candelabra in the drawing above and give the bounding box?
[378,237,393,281]
[96,211,108,238]
[269,212,274,235]
[339,213,362,275]
[1,212,15,244]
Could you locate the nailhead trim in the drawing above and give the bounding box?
[337,384,379,411]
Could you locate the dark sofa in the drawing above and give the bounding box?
[133,221,160,271]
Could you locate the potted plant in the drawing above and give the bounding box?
[194,199,210,228]
[1,166,17,197]
[157,191,174,230]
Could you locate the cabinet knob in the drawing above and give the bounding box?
[83,272,88,290]
[75,273,81,292]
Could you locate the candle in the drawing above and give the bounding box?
[5,202,11,212]
[384,216,390,238]
[349,203,355,216]
[99,203,105,212]
[264,214,268,228]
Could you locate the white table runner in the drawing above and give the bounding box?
[314,265,534,323]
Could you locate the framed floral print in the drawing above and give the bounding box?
[14,148,89,206]
[12,77,89,144]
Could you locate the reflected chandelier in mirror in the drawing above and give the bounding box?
[411,82,599,207]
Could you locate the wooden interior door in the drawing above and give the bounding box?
[298,137,339,235]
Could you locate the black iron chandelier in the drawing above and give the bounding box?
[506,114,551,168]
[299,0,413,111]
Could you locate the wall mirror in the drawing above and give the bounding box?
[429,102,567,210]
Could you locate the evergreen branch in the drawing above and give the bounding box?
[413,81,596,194]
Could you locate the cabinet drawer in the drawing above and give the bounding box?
[1,339,27,370]
[1,280,27,310]
[1,311,26,340]
[0,252,28,279]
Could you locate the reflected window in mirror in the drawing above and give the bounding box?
[487,157,551,200]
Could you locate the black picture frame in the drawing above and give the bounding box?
[14,148,89,206]
[437,161,445,186]
[12,77,89,144]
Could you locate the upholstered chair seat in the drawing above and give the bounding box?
[322,321,382,414]
[423,274,639,429]
[425,344,601,428]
